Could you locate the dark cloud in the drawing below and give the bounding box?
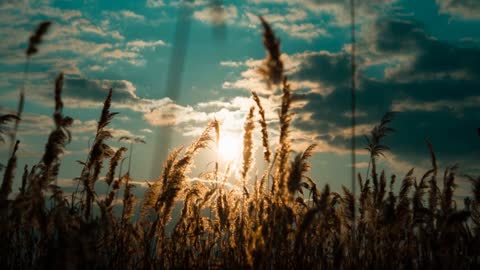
[373,19,480,81]
[289,18,480,172]
[293,52,351,87]
[41,76,168,113]
[64,76,138,104]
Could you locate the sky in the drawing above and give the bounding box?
[0,0,479,198]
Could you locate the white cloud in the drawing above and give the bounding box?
[41,39,113,57]
[193,5,238,25]
[89,65,106,71]
[222,52,335,95]
[140,128,153,133]
[107,10,145,21]
[274,22,328,40]
[104,49,140,59]
[144,102,208,126]
[126,40,168,51]
[220,61,243,67]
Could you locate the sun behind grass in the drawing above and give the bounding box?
[217,132,242,162]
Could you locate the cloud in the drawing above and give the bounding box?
[4,76,169,116]
[0,3,82,23]
[391,96,480,112]
[57,77,172,113]
[140,128,153,133]
[368,19,480,81]
[170,0,209,7]
[222,52,344,96]
[274,22,328,40]
[104,49,140,59]
[89,65,107,71]
[41,39,113,57]
[143,95,279,145]
[436,0,480,20]
[126,39,168,51]
[106,10,145,21]
[220,17,480,174]
[238,8,326,40]
[220,61,243,67]
[146,0,165,8]
[193,5,238,25]
[248,0,399,25]
[144,102,209,127]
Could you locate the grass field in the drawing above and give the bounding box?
[0,16,479,270]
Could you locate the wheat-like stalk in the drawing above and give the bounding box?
[241,106,255,185]
[252,91,271,163]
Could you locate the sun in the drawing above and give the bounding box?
[217,134,242,161]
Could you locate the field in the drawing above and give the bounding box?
[1,13,480,270]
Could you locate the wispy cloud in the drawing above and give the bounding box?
[274,22,328,40]
[436,0,480,20]
[126,39,168,51]
[193,5,238,25]
[106,10,145,21]
[146,0,165,8]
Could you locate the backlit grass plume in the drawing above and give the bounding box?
[252,91,271,163]
[258,16,283,87]
[241,106,255,185]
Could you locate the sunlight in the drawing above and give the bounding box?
[217,133,242,161]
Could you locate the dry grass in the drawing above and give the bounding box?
[0,18,479,270]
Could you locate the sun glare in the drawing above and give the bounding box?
[217,134,242,161]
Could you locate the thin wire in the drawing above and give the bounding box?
[350,0,357,230]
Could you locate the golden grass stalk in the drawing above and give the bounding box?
[252,91,271,163]
[241,106,255,184]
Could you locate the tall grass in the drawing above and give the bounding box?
[0,19,479,270]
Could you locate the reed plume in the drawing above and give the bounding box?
[365,111,395,182]
[26,21,52,56]
[40,73,73,188]
[287,143,316,196]
[81,89,117,220]
[252,91,271,163]
[241,106,255,184]
[258,16,283,87]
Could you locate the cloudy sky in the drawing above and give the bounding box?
[0,0,479,196]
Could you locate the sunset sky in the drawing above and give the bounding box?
[0,0,479,197]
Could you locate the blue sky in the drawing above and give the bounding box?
[0,0,479,198]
